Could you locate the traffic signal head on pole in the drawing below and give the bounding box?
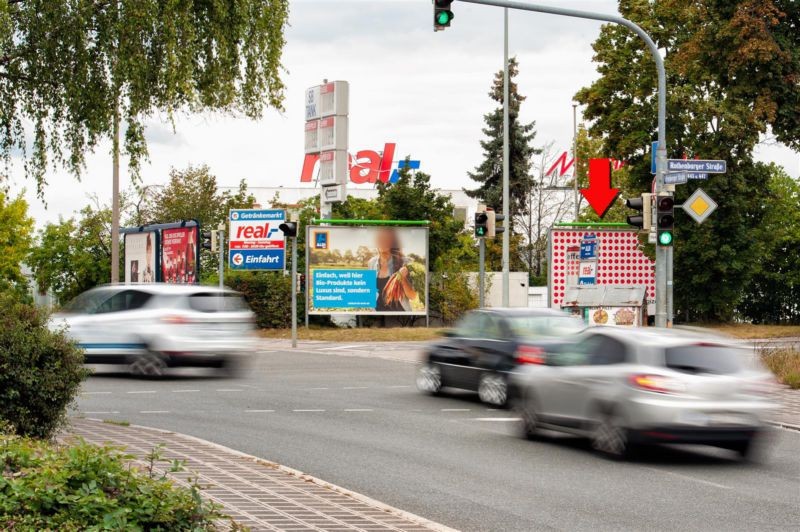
[656,195,674,246]
[434,0,454,31]
[625,193,651,232]
[279,222,298,238]
[487,211,506,238]
[202,231,214,251]
[474,210,488,238]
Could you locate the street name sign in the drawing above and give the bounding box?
[229,209,286,270]
[667,159,726,174]
[682,188,717,224]
[664,172,688,185]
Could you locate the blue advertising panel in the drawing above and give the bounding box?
[580,235,597,260]
[228,209,286,270]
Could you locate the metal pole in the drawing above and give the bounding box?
[572,103,579,221]
[479,237,486,307]
[667,245,673,326]
[501,7,510,307]
[111,104,120,283]
[459,0,669,327]
[218,229,224,289]
[291,236,298,348]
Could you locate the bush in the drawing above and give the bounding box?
[429,271,479,325]
[225,270,303,329]
[0,291,88,439]
[761,348,800,389]
[0,433,222,530]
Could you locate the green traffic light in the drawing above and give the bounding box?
[436,11,453,25]
[476,227,486,236]
[658,231,673,246]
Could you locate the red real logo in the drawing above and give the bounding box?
[300,143,396,184]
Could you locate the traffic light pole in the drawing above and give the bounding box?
[218,228,225,289]
[291,236,298,349]
[458,0,669,327]
[501,7,510,308]
[479,237,486,307]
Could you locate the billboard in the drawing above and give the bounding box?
[548,228,655,315]
[307,226,428,316]
[161,227,199,284]
[124,231,158,283]
[228,209,286,270]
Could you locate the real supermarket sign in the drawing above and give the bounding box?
[228,209,286,270]
[300,143,421,185]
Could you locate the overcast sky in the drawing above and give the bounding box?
[8,0,799,226]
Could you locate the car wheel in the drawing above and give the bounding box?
[416,363,443,395]
[591,413,631,459]
[511,397,540,440]
[129,352,167,378]
[729,439,754,461]
[478,373,508,407]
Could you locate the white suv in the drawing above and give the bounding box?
[52,284,257,376]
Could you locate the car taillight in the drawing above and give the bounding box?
[162,315,192,325]
[628,374,686,395]
[515,345,545,365]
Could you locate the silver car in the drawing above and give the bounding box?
[509,327,777,459]
[53,284,257,376]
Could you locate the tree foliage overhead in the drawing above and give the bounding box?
[0,0,289,191]
[466,57,540,222]
[575,0,800,322]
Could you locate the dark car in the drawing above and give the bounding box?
[416,308,584,406]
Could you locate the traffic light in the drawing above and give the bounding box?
[625,193,652,232]
[656,195,675,246]
[487,211,506,238]
[434,0,454,31]
[474,210,488,238]
[298,273,306,293]
[279,221,298,238]
[202,230,216,252]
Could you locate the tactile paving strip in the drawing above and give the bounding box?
[66,418,448,532]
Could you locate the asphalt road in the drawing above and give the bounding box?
[77,347,800,532]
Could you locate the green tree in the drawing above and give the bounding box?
[0,192,33,292]
[466,57,540,223]
[0,1,289,188]
[738,166,800,324]
[29,202,114,304]
[139,164,256,275]
[574,0,799,322]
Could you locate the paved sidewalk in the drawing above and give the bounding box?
[261,339,426,364]
[65,418,454,532]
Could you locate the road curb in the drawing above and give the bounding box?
[86,418,459,532]
[769,420,800,432]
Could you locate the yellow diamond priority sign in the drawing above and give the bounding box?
[682,188,717,224]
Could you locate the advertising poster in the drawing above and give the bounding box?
[307,226,428,316]
[161,227,199,284]
[588,307,640,327]
[228,209,286,270]
[549,228,656,316]
[124,232,157,284]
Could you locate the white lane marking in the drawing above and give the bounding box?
[245,409,275,413]
[641,467,731,490]
[441,408,471,412]
[388,385,412,388]
[343,386,368,390]
[344,409,374,412]
[139,410,170,414]
[127,390,156,394]
[307,387,329,390]
[293,409,325,412]
[82,391,112,395]
[172,389,200,393]
[321,345,363,351]
[472,417,522,422]
[83,411,120,414]
[216,389,244,392]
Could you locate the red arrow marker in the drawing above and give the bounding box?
[580,158,620,218]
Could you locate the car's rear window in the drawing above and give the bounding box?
[507,315,585,339]
[664,345,744,375]
[188,293,249,313]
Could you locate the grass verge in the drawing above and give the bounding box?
[761,348,800,390]
[700,324,800,339]
[260,327,444,342]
